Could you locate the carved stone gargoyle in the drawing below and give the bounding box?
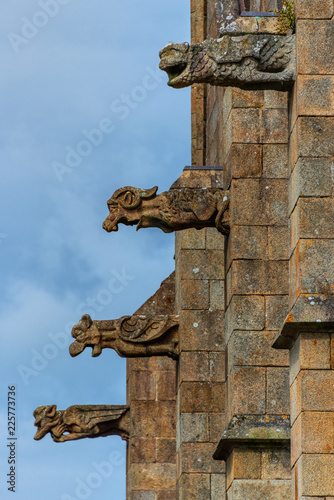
[33,404,130,442]
[102,185,230,235]
[70,313,179,359]
[159,34,295,90]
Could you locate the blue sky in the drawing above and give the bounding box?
[0,2,190,498]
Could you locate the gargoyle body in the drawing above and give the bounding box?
[159,34,295,90]
[33,404,130,442]
[70,313,179,359]
[102,186,230,235]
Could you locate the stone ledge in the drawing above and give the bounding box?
[273,294,334,349]
[213,415,290,461]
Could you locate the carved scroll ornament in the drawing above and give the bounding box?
[159,34,295,90]
[70,313,179,359]
[102,186,230,235]
[33,404,130,442]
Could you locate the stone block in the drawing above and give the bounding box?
[262,448,291,480]
[132,492,156,500]
[228,479,291,499]
[156,492,177,500]
[290,333,331,385]
[179,442,225,474]
[226,143,262,185]
[228,367,266,417]
[266,367,290,414]
[291,198,334,249]
[268,226,289,260]
[231,178,288,226]
[209,280,225,311]
[332,334,334,370]
[206,227,225,250]
[130,437,156,463]
[130,370,156,401]
[228,331,289,371]
[293,370,334,419]
[231,108,262,143]
[231,88,264,108]
[132,401,176,438]
[180,279,209,310]
[226,449,261,489]
[298,21,334,75]
[291,412,334,466]
[209,413,226,442]
[179,250,224,280]
[297,117,334,158]
[211,473,226,500]
[131,463,176,491]
[296,0,334,18]
[210,351,226,382]
[262,108,289,143]
[178,473,210,500]
[156,439,176,463]
[179,352,210,382]
[177,228,206,250]
[225,295,265,343]
[289,158,333,215]
[180,413,209,443]
[264,90,288,109]
[265,295,290,331]
[297,75,334,116]
[179,382,225,413]
[263,144,288,179]
[296,455,334,497]
[290,239,334,298]
[179,310,225,351]
[157,371,176,401]
[227,225,268,268]
[229,260,289,295]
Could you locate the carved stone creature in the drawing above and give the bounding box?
[33,404,130,442]
[70,313,179,359]
[102,186,230,235]
[159,34,295,90]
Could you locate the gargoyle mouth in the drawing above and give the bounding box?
[163,63,188,87]
[102,219,119,232]
[34,426,48,441]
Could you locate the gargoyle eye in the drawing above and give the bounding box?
[123,192,134,206]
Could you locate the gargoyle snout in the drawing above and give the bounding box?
[102,217,119,232]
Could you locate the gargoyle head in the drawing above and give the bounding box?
[33,405,60,440]
[159,42,192,88]
[70,314,106,357]
[102,186,158,232]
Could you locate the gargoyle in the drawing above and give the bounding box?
[33,404,130,442]
[70,313,179,359]
[102,185,230,234]
[159,34,295,90]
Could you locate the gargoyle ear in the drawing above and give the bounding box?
[81,314,93,329]
[46,405,57,418]
[140,186,158,200]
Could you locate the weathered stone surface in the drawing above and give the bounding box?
[103,182,230,235]
[297,117,334,158]
[179,381,225,413]
[297,21,334,75]
[289,158,333,214]
[159,35,295,90]
[180,413,209,443]
[180,279,210,310]
[291,412,334,466]
[179,442,225,473]
[179,310,224,351]
[291,198,334,248]
[179,249,224,280]
[225,295,265,342]
[178,473,211,500]
[33,404,130,442]
[226,448,262,488]
[297,75,334,116]
[227,225,268,267]
[228,331,288,369]
[262,448,291,480]
[290,332,331,385]
[70,313,179,359]
[228,260,289,296]
[263,144,288,179]
[296,455,334,497]
[228,479,291,499]
[228,367,266,417]
[132,401,176,438]
[265,295,290,331]
[131,463,176,491]
[291,371,334,424]
[296,0,334,19]
[266,367,290,414]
